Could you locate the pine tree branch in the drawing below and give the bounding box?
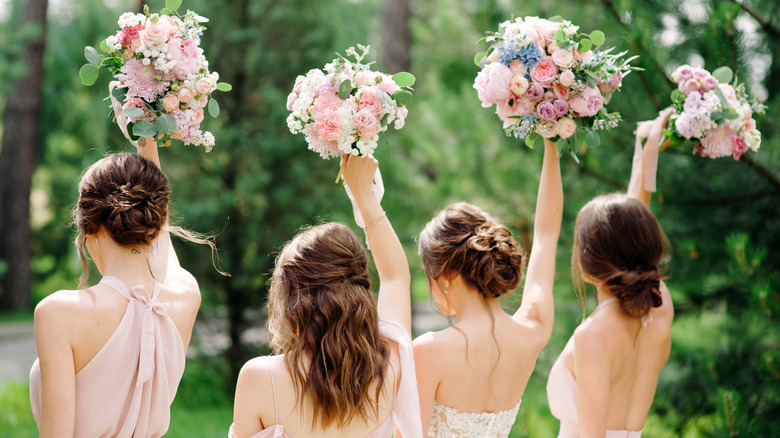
[730,0,780,39]
[741,154,780,196]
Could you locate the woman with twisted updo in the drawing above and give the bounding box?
[230,155,421,438]
[30,137,209,438]
[547,112,675,438]
[415,139,563,437]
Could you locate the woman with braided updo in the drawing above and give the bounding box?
[30,137,212,438]
[414,139,563,437]
[547,112,675,438]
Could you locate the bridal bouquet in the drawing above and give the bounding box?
[474,16,638,155]
[286,45,415,158]
[79,0,231,151]
[665,65,765,160]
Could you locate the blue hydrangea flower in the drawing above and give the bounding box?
[498,39,544,69]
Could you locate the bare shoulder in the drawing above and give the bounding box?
[573,314,623,356]
[34,289,96,338]
[162,267,201,308]
[413,328,464,358]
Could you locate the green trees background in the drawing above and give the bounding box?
[0,0,778,436]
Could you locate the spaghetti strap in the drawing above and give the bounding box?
[592,297,619,316]
[269,365,279,424]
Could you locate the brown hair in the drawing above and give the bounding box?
[74,152,221,287]
[267,222,390,429]
[418,202,524,299]
[572,194,667,319]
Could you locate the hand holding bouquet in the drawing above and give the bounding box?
[286,45,415,159]
[474,16,639,158]
[665,65,765,160]
[79,0,231,151]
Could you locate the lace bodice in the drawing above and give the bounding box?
[426,400,521,438]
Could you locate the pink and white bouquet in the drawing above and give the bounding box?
[665,65,765,160]
[474,16,638,154]
[286,45,415,158]
[79,1,231,152]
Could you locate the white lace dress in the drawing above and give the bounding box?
[426,399,521,437]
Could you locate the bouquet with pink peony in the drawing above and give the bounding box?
[79,0,230,151]
[474,16,639,159]
[286,45,415,159]
[664,65,765,160]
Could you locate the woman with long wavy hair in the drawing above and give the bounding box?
[414,139,563,437]
[546,112,675,437]
[30,137,212,438]
[230,155,421,438]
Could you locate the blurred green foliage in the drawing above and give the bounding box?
[0,0,778,436]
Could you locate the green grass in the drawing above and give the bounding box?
[0,381,37,438]
[0,310,33,324]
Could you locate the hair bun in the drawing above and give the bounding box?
[609,267,663,318]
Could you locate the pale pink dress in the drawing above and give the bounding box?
[546,298,642,438]
[30,276,186,438]
[228,320,423,438]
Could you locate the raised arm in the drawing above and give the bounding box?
[512,139,563,346]
[341,155,412,335]
[134,137,181,283]
[628,108,674,207]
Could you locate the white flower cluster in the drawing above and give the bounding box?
[117,12,145,28]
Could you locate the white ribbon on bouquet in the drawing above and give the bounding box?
[629,108,674,197]
[342,162,384,249]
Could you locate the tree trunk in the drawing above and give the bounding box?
[381,0,412,73]
[0,0,48,310]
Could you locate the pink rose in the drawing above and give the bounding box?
[162,94,179,113]
[609,71,623,89]
[118,25,143,48]
[553,99,568,116]
[511,74,529,96]
[195,78,212,95]
[598,82,612,94]
[509,60,527,76]
[700,76,718,91]
[286,92,297,111]
[359,88,384,116]
[474,62,513,107]
[553,82,569,100]
[194,108,204,124]
[537,100,556,120]
[130,38,142,52]
[672,65,694,82]
[355,71,376,87]
[536,119,560,138]
[744,118,756,131]
[732,135,748,160]
[551,49,575,69]
[574,49,594,62]
[376,75,401,96]
[310,92,343,118]
[680,79,700,94]
[526,83,545,100]
[693,68,708,79]
[314,109,344,141]
[353,109,379,138]
[124,97,147,122]
[195,94,208,109]
[544,91,555,101]
[558,117,576,138]
[530,57,558,85]
[560,70,575,87]
[303,124,339,158]
[718,84,737,101]
[178,87,194,104]
[569,84,603,117]
[140,22,169,46]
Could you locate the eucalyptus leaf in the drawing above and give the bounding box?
[710,112,725,123]
[392,90,413,107]
[713,86,730,107]
[578,39,593,53]
[724,108,740,119]
[338,79,352,100]
[123,106,145,118]
[671,89,684,102]
[156,114,178,133]
[589,30,606,46]
[111,86,126,101]
[161,8,173,15]
[392,72,415,88]
[132,120,157,137]
[216,82,233,92]
[555,29,566,42]
[165,0,182,12]
[79,64,99,86]
[208,98,220,118]
[84,46,100,65]
[525,132,541,149]
[712,66,733,84]
[100,39,110,53]
[585,130,601,147]
[474,52,486,67]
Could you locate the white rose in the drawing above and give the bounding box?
[536,119,560,138]
[510,74,529,96]
[558,117,576,138]
[745,130,761,151]
[551,49,575,69]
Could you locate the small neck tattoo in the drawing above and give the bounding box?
[138,137,147,147]
[131,248,142,254]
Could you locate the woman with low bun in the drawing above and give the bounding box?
[230,155,421,438]
[30,137,210,438]
[414,139,563,437]
[546,112,675,437]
